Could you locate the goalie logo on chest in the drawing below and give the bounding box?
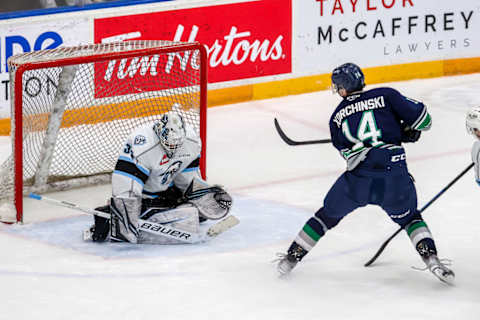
[159,160,183,185]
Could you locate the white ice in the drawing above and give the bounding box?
[1,74,480,320]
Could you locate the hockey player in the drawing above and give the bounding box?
[276,63,454,284]
[86,110,232,244]
[466,106,480,185]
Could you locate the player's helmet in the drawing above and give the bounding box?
[331,63,365,94]
[154,111,186,157]
[466,106,480,137]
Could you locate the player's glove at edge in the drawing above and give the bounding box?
[401,122,421,143]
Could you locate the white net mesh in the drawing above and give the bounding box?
[1,40,206,222]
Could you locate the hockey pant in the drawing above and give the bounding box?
[293,166,436,257]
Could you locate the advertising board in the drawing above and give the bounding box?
[0,17,90,117]
[294,0,480,75]
[0,0,478,122]
[93,0,292,97]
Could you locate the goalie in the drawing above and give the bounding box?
[86,111,232,244]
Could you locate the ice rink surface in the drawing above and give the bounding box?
[2,73,480,320]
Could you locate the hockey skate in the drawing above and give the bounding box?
[275,242,308,276]
[275,253,298,276]
[423,255,455,285]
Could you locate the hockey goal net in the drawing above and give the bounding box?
[0,40,207,223]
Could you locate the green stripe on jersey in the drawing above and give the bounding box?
[415,113,432,130]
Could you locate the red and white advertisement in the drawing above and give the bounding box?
[94,0,292,97]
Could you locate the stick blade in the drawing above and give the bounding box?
[274,118,332,146]
[274,118,296,145]
[206,215,239,237]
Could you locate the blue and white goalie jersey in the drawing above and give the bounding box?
[112,122,203,199]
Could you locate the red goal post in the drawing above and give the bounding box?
[0,40,208,223]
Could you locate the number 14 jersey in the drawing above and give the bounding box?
[329,87,432,169]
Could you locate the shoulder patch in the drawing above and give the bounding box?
[134,135,147,145]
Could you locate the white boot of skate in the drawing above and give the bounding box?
[423,255,455,285]
[275,253,298,276]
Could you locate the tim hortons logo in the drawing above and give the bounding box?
[101,24,286,83]
[182,24,285,68]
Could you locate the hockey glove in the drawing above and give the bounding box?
[401,123,421,143]
[184,183,232,220]
[213,188,233,210]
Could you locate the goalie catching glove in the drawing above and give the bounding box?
[183,180,232,220]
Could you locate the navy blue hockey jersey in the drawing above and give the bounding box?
[329,87,431,169]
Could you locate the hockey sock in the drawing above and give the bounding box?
[293,215,328,256]
[405,219,437,258]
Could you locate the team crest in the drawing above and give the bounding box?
[160,161,182,184]
[134,135,146,145]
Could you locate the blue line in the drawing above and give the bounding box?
[118,155,133,163]
[136,163,150,176]
[117,156,150,176]
[0,0,174,21]
[113,170,145,186]
[142,194,158,198]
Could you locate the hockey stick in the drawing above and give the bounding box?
[364,162,474,267]
[274,118,332,146]
[28,193,239,244]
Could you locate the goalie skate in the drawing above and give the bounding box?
[423,255,455,285]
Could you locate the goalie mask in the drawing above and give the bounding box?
[154,111,186,157]
[466,106,480,138]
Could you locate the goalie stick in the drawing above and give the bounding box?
[364,162,474,267]
[274,118,331,146]
[28,193,239,244]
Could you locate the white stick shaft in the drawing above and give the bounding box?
[29,193,110,218]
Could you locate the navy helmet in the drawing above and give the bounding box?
[331,63,365,94]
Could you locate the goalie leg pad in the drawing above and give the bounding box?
[110,197,140,244]
[138,204,200,245]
